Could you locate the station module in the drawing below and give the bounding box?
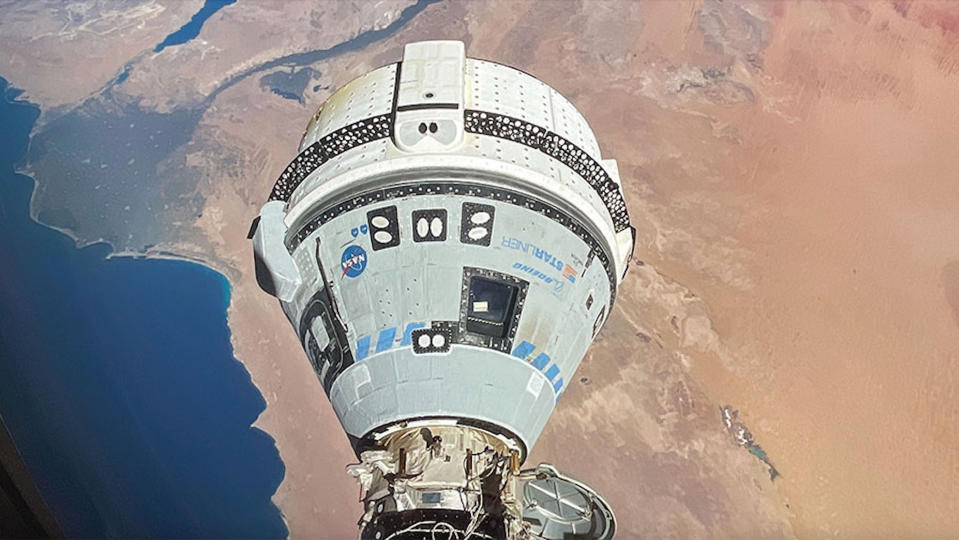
[251,41,634,539]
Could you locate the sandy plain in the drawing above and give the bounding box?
[0,0,203,111]
[2,0,959,538]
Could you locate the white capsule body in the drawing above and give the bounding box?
[253,41,633,456]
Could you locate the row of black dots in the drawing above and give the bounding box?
[271,114,393,202]
[471,111,632,232]
[269,141,327,201]
[539,131,630,231]
[319,114,392,157]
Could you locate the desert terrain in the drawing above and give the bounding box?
[2,0,958,537]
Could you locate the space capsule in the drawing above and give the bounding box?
[251,41,633,539]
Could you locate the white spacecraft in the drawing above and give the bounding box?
[251,41,633,539]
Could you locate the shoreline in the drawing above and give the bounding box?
[2,76,290,536]
[20,183,292,534]
[1,5,444,532]
[22,172,241,282]
[22,196,291,532]
[5,110,289,536]
[15,143,241,282]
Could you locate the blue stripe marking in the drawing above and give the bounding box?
[531,353,550,370]
[544,364,560,381]
[355,336,371,361]
[511,341,535,359]
[375,327,397,353]
[552,377,564,393]
[400,322,426,346]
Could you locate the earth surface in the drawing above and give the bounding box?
[2,0,959,538]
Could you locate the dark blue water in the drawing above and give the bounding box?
[116,65,131,84]
[259,67,320,103]
[0,78,286,537]
[154,0,237,53]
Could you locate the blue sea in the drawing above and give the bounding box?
[0,76,287,538]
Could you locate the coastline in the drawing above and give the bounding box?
[1,78,289,536]
[19,169,286,521]
[13,114,242,281]
[10,79,317,536]
[1,4,439,534]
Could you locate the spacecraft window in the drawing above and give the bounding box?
[411,209,448,242]
[460,203,495,246]
[367,206,400,251]
[466,277,518,338]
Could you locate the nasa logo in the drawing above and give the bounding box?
[340,245,367,278]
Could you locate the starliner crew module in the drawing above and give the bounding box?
[251,41,634,539]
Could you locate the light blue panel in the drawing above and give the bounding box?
[355,336,371,361]
[552,377,564,393]
[532,353,550,371]
[400,322,426,345]
[331,348,557,449]
[398,350,431,383]
[370,356,398,388]
[544,364,560,382]
[376,327,397,353]
[511,341,535,360]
